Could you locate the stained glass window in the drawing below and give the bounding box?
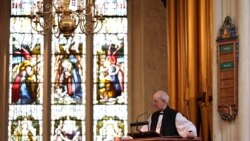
[9,0,44,140]
[50,34,86,140]
[8,0,128,140]
[50,0,87,139]
[93,0,128,140]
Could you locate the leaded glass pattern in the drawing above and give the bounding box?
[50,34,86,140]
[11,0,39,16]
[9,0,44,140]
[95,0,127,16]
[99,18,128,33]
[94,105,128,141]
[9,106,43,141]
[8,0,128,140]
[50,105,85,141]
[93,33,128,104]
[93,0,128,140]
[50,0,86,138]
[51,35,86,104]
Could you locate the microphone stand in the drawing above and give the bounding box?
[129,112,148,134]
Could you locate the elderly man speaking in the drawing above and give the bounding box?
[140,90,197,138]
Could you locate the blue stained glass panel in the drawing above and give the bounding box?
[51,35,86,105]
[9,1,44,139]
[9,32,44,104]
[51,33,86,139]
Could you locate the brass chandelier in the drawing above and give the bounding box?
[29,0,104,39]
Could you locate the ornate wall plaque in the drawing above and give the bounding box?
[216,16,238,121]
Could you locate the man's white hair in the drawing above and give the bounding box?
[154,90,169,104]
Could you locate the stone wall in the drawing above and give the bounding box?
[129,0,167,123]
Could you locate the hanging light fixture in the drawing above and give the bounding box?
[29,0,104,39]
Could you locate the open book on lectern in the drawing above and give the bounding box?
[127,131,161,139]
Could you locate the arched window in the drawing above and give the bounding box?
[8,0,128,140]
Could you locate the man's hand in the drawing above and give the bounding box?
[187,131,195,139]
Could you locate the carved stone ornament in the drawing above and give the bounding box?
[216,16,238,121]
[218,104,237,121]
[218,16,238,39]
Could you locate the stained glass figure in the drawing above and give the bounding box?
[9,105,43,140]
[94,105,128,141]
[51,115,84,141]
[10,33,43,104]
[8,0,128,140]
[9,1,44,139]
[93,33,127,104]
[51,34,86,104]
[93,0,128,140]
[51,33,86,139]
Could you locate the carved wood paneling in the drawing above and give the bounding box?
[216,16,238,121]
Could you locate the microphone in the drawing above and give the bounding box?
[129,112,149,132]
[136,112,147,123]
[130,121,149,127]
